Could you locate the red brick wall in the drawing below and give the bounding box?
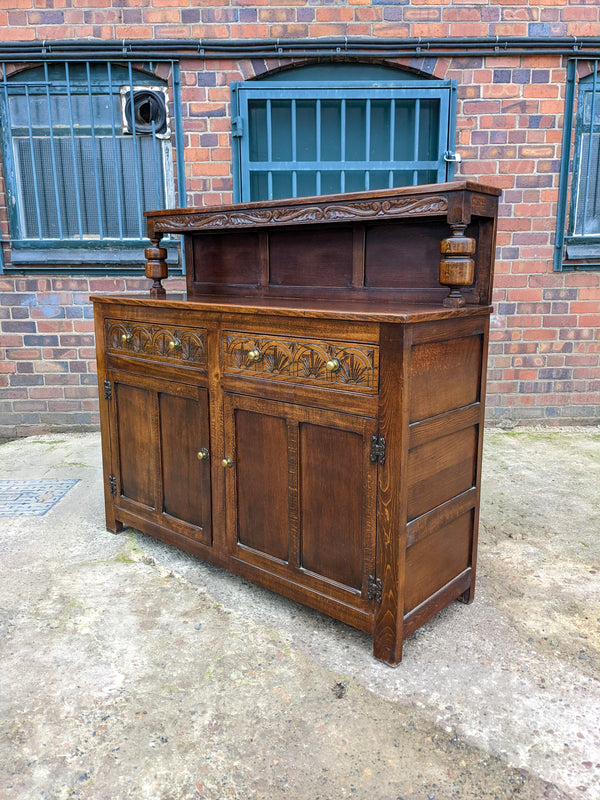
[0,2,597,41]
[0,276,186,438]
[1,4,600,437]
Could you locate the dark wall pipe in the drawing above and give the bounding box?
[1,36,600,61]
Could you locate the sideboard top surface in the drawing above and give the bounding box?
[90,292,493,324]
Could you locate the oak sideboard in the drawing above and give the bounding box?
[92,180,500,664]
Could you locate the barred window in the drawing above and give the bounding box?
[232,64,458,203]
[0,61,184,270]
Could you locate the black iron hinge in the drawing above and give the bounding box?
[367,574,383,604]
[108,474,117,496]
[103,380,112,400]
[369,434,386,465]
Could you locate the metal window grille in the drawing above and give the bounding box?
[232,81,457,203]
[555,60,600,270]
[0,60,185,262]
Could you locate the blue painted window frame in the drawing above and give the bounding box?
[231,79,458,203]
[555,60,600,271]
[0,60,186,273]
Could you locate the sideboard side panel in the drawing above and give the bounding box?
[403,316,488,635]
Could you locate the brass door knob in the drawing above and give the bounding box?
[222,456,234,468]
[197,448,209,461]
[247,348,261,363]
[325,357,341,372]
[168,338,181,351]
[121,332,132,343]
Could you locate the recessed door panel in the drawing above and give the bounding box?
[234,408,289,561]
[299,423,364,590]
[159,388,212,544]
[115,382,155,508]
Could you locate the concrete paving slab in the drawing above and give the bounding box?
[0,429,598,800]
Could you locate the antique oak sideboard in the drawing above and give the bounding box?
[92,181,500,664]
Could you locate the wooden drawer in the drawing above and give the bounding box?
[106,318,208,372]
[222,330,379,393]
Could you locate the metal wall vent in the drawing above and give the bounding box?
[120,86,170,138]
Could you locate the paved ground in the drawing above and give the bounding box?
[0,429,598,800]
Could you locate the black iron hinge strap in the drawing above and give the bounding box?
[369,434,386,465]
[367,574,383,604]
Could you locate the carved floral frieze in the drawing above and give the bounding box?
[150,195,448,233]
[106,320,207,369]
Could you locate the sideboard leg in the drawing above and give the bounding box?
[372,577,404,666]
[105,509,125,534]
[457,581,476,604]
[103,481,124,533]
[373,619,404,666]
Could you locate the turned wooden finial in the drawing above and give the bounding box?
[439,224,476,308]
[145,234,168,298]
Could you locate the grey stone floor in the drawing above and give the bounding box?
[0,430,598,800]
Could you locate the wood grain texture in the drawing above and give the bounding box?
[191,230,262,286]
[365,219,448,289]
[234,408,290,562]
[299,423,364,590]
[407,425,478,521]
[408,335,482,422]
[159,389,212,544]
[222,391,377,610]
[92,292,492,325]
[403,569,472,638]
[373,324,410,665]
[269,226,354,287]
[404,511,474,612]
[114,382,155,509]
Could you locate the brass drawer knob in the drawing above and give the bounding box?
[121,332,132,343]
[168,338,181,351]
[247,348,261,363]
[197,448,209,461]
[325,357,341,373]
[222,456,234,468]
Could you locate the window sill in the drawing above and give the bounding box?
[9,242,179,267]
[4,241,181,274]
[558,241,600,271]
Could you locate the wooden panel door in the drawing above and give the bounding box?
[222,393,378,613]
[108,370,212,545]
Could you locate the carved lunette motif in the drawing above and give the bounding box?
[106,320,207,369]
[223,333,379,392]
[149,195,449,233]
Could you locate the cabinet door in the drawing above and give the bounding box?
[108,370,212,545]
[223,393,378,612]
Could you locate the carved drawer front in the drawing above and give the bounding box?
[106,319,207,371]
[223,331,379,393]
